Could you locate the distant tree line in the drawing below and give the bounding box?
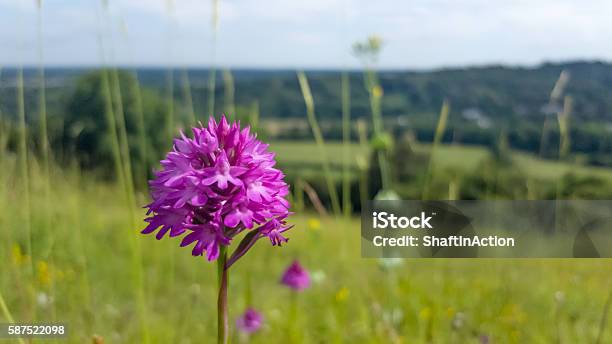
[1,61,612,174]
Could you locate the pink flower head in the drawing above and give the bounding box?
[280,260,311,291]
[236,308,263,334]
[142,116,291,262]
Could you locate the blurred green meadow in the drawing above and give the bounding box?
[3,1,612,343]
[2,138,612,343]
[0,160,610,344]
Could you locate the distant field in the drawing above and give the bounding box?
[269,141,368,180]
[271,140,612,183]
[270,141,368,168]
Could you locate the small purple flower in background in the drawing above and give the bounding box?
[142,116,292,262]
[236,308,263,334]
[281,260,311,291]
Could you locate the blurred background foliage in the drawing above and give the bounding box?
[3,61,612,160]
[2,61,612,207]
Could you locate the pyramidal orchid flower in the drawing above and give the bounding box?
[143,116,292,261]
[141,116,292,344]
[236,308,264,334]
[281,260,311,291]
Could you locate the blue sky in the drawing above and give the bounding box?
[1,0,612,69]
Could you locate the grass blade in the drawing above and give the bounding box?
[341,72,352,217]
[0,291,26,344]
[128,71,149,187]
[16,67,34,283]
[297,71,341,215]
[181,69,197,125]
[223,69,235,119]
[166,68,175,142]
[557,95,572,159]
[422,99,450,200]
[207,0,219,116]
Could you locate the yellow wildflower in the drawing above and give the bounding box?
[307,218,321,231]
[11,244,28,266]
[372,85,384,98]
[335,287,350,302]
[419,307,432,320]
[37,261,51,287]
[446,307,455,318]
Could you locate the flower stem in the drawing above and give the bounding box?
[596,289,612,344]
[289,291,298,343]
[0,290,26,344]
[217,246,229,344]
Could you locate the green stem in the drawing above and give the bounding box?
[289,291,299,343]
[377,151,391,191]
[341,72,351,217]
[208,69,217,116]
[0,291,26,344]
[364,69,392,193]
[16,68,34,297]
[181,69,197,125]
[166,68,175,143]
[128,72,148,188]
[296,71,341,215]
[208,0,219,116]
[596,289,612,344]
[223,69,236,120]
[217,246,229,344]
[422,100,450,200]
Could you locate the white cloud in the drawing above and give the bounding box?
[1,0,612,67]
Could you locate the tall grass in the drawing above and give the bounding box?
[550,75,572,201]
[121,83,152,342]
[540,71,570,157]
[127,72,149,187]
[223,69,236,119]
[341,72,352,217]
[422,100,450,200]
[0,292,25,344]
[99,72,127,201]
[162,7,178,324]
[164,0,176,142]
[0,85,5,198]
[97,0,149,220]
[557,95,572,160]
[16,68,34,288]
[100,67,150,343]
[0,67,25,344]
[181,69,197,125]
[208,71,217,116]
[36,1,60,325]
[353,37,393,194]
[296,71,341,215]
[356,120,369,209]
[208,0,220,116]
[67,163,94,330]
[36,0,51,237]
[596,290,612,344]
[110,70,136,197]
[293,178,305,212]
[249,100,260,128]
[165,69,175,142]
[368,80,392,192]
